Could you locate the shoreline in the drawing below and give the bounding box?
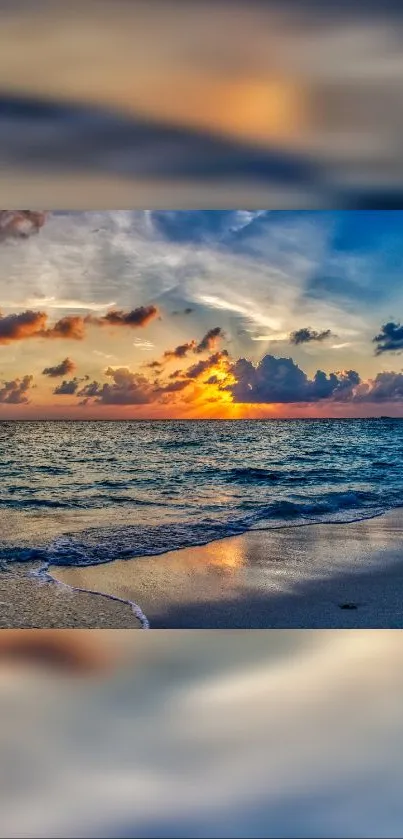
[0,562,142,629]
[3,507,403,628]
[50,508,403,628]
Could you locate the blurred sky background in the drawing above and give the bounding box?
[2,630,403,838]
[1,0,403,207]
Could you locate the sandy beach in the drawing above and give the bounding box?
[3,509,403,629]
[0,563,142,629]
[45,509,403,629]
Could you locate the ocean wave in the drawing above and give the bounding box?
[0,498,73,509]
[0,489,392,569]
[1,419,403,569]
[226,467,282,484]
[0,494,171,511]
[160,440,202,450]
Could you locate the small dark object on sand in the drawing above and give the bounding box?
[339,602,358,610]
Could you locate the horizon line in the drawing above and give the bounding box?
[0,416,401,423]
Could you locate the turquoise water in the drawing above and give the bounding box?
[0,419,401,567]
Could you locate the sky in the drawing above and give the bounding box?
[1,209,403,418]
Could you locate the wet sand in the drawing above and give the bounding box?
[51,509,403,628]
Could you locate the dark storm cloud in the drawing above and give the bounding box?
[373,322,403,354]
[42,357,76,377]
[289,327,333,345]
[0,211,47,242]
[53,378,81,395]
[228,354,360,404]
[0,374,33,404]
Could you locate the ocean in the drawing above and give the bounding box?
[0,418,401,569]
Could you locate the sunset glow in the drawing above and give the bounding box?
[2,210,403,420]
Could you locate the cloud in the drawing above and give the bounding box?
[0,310,87,344]
[0,305,158,345]
[0,310,48,344]
[77,351,228,408]
[373,322,403,355]
[155,379,191,394]
[93,350,116,360]
[133,338,154,351]
[0,211,368,362]
[42,358,76,378]
[228,354,360,404]
[0,374,33,404]
[91,305,159,329]
[354,371,403,402]
[32,297,115,311]
[331,342,352,350]
[0,211,47,242]
[53,378,81,395]
[2,297,116,311]
[79,367,156,405]
[171,307,194,316]
[185,351,229,380]
[43,316,86,340]
[195,327,224,353]
[77,380,100,398]
[289,327,333,345]
[146,360,163,370]
[163,341,197,361]
[162,328,224,363]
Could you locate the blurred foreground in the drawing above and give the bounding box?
[1,1,403,207]
[1,629,403,837]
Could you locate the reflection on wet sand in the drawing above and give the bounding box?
[53,509,403,628]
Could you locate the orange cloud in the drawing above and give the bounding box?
[163,340,196,361]
[157,327,225,368]
[195,327,224,353]
[0,310,48,344]
[88,305,159,329]
[0,311,85,343]
[182,350,230,380]
[43,316,86,340]
[0,304,158,345]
